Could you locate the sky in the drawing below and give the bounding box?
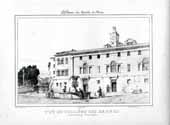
[17,16,150,74]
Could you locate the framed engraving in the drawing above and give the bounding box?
[15,14,153,107]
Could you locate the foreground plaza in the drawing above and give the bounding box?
[18,92,149,104]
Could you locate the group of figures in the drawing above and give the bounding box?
[46,84,104,100]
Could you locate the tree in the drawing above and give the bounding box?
[18,65,40,87]
[18,66,26,86]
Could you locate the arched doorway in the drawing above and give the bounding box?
[82,78,88,93]
[110,78,117,92]
[81,76,90,93]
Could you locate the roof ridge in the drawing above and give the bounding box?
[53,42,150,57]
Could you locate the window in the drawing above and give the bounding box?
[61,70,64,76]
[80,56,82,60]
[144,78,149,83]
[127,64,131,72]
[89,66,92,74]
[97,54,100,59]
[56,83,58,86]
[53,71,55,74]
[65,69,68,76]
[110,61,117,72]
[57,70,60,76]
[79,67,82,74]
[117,64,121,72]
[106,85,110,92]
[89,55,92,60]
[61,58,64,64]
[64,82,67,85]
[106,53,110,58]
[97,80,100,84]
[106,65,109,73]
[57,70,69,76]
[127,79,131,84]
[142,58,149,71]
[57,58,60,65]
[138,63,141,71]
[65,58,68,64]
[117,52,121,57]
[60,83,62,87]
[138,50,141,55]
[127,51,130,56]
[53,64,55,68]
[83,63,88,74]
[98,66,100,73]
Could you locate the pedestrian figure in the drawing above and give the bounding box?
[97,86,102,98]
[63,86,67,99]
[63,86,66,93]
[50,89,54,98]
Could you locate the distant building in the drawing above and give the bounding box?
[48,27,150,96]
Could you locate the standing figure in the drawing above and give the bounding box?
[97,86,102,98]
[63,86,67,93]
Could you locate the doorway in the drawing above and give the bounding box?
[111,79,117,92]
[82,79,88,93]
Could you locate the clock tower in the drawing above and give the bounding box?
[109,26,119,47]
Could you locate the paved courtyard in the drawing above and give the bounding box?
[17,92,150,105]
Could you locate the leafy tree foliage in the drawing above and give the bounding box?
[18,65,40,86]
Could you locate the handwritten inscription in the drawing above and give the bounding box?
[61,10,104,15]
[44,109,119,117]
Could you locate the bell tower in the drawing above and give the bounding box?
[109,26,119,47]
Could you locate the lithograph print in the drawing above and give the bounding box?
[15,14,152,106]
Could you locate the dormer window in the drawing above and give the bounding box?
[125,38,137,45]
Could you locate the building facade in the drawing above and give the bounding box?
[48,27,150,96]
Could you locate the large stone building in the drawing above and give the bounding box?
[48,27,150,96]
